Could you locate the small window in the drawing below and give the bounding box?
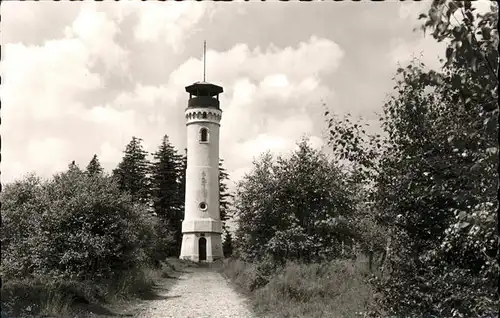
[200,128,209,143]
[202,112,207,119]
[199,202,208,211]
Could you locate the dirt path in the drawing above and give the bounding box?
[133,267,255,318]
[72,261,256,318]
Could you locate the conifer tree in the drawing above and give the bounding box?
[67,161,81,176]
[113,137,151,205]
[219,159,234,258]
[150,135,184,255]
[178,148,187,213]
[219,159,233,232]
[222,230,234,257]
[86,154,104,176]
[174,149,188,255]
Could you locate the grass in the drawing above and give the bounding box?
[221,257,386,318]
[0,258,194,317]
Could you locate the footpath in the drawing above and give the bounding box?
[75,262,255,318]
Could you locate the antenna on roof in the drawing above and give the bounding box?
[203,40,206,82]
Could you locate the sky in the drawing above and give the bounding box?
[1,1,491,188]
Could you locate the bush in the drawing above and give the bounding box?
[1,170,160,281]
[0,168,176,316]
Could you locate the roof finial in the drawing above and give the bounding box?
[203,40,206,82]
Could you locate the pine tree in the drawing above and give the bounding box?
[219,159,233,232]
[67,160,81,174]
[222,229,234,258]
[150,135,184,255]
[112,137,151,206]
[178,148,187,214]
[86,154,104,176]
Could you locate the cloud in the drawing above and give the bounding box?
[242,134,291,160]
[1,4,128,125]
[189,37,341,175]
[2,21,342,184]
[66,4,129,74]
[182,36,343,86]
[99,142,124,167]
[26,137,70,176]
[0,5,130,181]
[4,1,464,189]
[112,36,342,181]
[132,2,208,53]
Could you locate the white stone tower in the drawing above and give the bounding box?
[179,79,224,262]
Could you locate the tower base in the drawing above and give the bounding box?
[179,232,223,262]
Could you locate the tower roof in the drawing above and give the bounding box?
[185,81,223,97]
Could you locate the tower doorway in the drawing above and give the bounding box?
[199,237,207,261]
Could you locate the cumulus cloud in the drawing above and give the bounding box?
[132,2,208,53]
[2,40,100,118]
[2,27,341,186]
[2,1,456,188]
[170,36,343,87]
[113,35,342,181]
[66,4,129,74]
[188,37,342,175]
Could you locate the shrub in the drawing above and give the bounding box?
[1,169,159,282]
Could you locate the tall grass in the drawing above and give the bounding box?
[222,257,385,318]
[0,260,184,317]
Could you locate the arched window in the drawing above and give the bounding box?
[200,127,209,143]
[202,112,207,119]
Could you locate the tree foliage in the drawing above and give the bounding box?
[421,0,498,97]
[1,166,163,282]
[321,2,498,315]
[219,158,235,258]
[325,111,388,263]
[86,154,104,176]
[219,158,233,231]
[372,58,497,316]
[233,140,359,264]
[150,135,184,255]
[322,2,498,314]
[113,137,151,206]
[178,148,187,215]
[223,231,234,258]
